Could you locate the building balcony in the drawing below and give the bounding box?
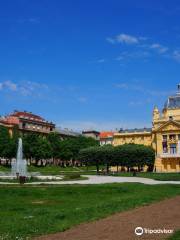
[159,153,180,158]
[19,125,53,133]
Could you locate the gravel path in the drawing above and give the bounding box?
[0,175,180,185]
[35,196,180,240]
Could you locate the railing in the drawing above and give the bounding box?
[160,153,180,158]
[19,126,51,133]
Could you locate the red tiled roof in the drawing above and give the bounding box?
[0,116,19,125]
[10,111,44,121]
[100,131,114,138]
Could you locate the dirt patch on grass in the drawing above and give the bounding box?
[31,200,62,205]
[32,201,45,204]
[34,196,180,240]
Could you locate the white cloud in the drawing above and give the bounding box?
[172,50,180,62]
[107,33,141,45]
[0,80,17,91]
[115,51,150,61]
[106,37,115,44]
[116,33,139,44]
[107,33,173,62]
[97,58,106,63]
[115,82,173,96]
[150,43,168,54]
[0,80,48,96]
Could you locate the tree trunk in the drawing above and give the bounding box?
[116,164,119,173]
[106,163,109,174]
[96,164,99,174]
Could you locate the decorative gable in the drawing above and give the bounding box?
[155,120,180,132]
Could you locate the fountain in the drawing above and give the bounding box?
[0,138,61,182]
[11,138,27,177]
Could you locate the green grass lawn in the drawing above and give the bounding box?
[0,165,10,172]
[28,165,97,175]
[0,183,179,240]
[1,165,180,180]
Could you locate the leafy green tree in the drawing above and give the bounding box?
[0,126,11,164]
[58,139,73,165]
[7,127,20,160]
[58,136,99,165]
[23,134,52,165]
[79,146,105,173]
[33,136,52,165]
[47,132,62,164]
[114,144,155,171]
[23,133,39,161]
[79,144,155,173]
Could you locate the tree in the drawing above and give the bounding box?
[23,134,52,165]
[0,126,11,164]
[23,133,39,161]
[114,144,155,171]
[58,136,99,165]
[7,127,20,160]
[79,146,103,173]
[47,132,62,164]
[33,136,52,165]
[79,144,155,173]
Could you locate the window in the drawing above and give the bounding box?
[170,143,176,154]
[162,135,167,141]
[162,142,168,153]
[169,135,176,140]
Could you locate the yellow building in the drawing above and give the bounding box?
[113,85,180,173]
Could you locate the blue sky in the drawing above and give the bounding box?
[1,0,180,131]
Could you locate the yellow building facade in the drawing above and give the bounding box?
[113,85,180,172]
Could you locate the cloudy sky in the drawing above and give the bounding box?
[1,0,180,131]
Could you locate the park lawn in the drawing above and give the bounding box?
[0,165,10,172]
[28,165,97,175]
[0,184,180,240]
[1,165,180,180]
[111,172,180,181]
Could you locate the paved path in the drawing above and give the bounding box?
[0,175,180,185]
[35,196,180,240]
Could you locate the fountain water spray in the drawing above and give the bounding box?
[11,138,27,177]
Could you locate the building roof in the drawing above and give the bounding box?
[164,84,180,109]
[82,130,100,135]
[118,128,152,133]
[55,128,81,137]
[1,110,55,127]
[0,116,19,125]
[100,131,114,139]
[164,95,180,109]
[11,111,44,122]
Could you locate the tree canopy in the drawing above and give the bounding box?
[79,144,155,173]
